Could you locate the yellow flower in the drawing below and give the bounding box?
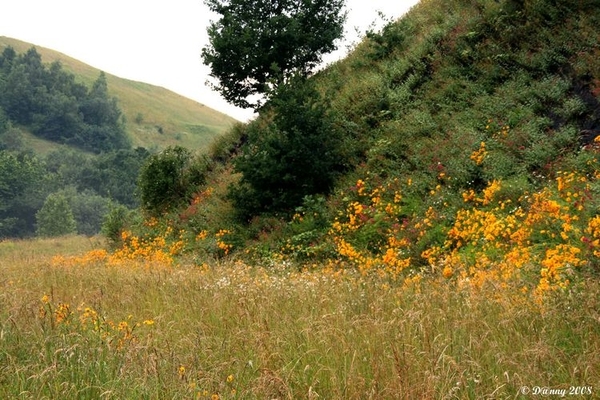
[481,180,501,205]
[54,303,71,324]
[227,374,234,383]
[470,141,487,165]
[442,266,453,279]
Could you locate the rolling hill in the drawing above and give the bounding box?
[0,36,238,152]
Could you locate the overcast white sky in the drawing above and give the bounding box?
[1,0,419,121]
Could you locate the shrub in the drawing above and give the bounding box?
[101,203,131,246]
[36,193,77,237]
[138,146,208,216]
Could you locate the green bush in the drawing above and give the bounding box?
[36,193,77,237]
[101,203,131,246]
[138,146,208,216]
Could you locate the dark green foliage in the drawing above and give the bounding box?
[93,148,150,207]
[0,107,8,133]
[45,147,149,208]
[0,46,16,72]
[60,187,111,236]
[0,112,25,151]
[101,202,131,246]
[35,192,77,237]
[0,47,129,153]
[229,77,344,220]
[0,146,149,238]
[0,150,47,237]
[77,72,129,151]
[138,146,209,215]
[202,0,346,109]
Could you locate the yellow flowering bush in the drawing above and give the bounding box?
[327,177,415,280]
[430,171,597,297]
[317,158,599,302]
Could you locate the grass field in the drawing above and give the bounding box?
[1,236,598,399]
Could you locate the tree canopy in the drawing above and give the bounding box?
[228,77,345,219]
[202,0,346,109]
[35,192,77,237]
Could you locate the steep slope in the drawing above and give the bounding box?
[0,36,237,151]
[151,0,600,275]
[322,0,600,187]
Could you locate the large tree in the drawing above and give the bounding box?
[202,0,346,109]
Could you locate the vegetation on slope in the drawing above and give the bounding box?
[0,36,237,152]
[128,0,600,274]
[0,46,129,153]
[0,37,235,238]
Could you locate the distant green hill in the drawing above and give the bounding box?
[0,36,238,152]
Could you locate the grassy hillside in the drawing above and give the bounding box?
[172,0,600,251]
[112,0,600,288]
[0,36,238,152]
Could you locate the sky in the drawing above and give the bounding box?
[1,0,419,121]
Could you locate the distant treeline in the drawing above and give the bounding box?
[0,46,129,153]
[0,145,149,238]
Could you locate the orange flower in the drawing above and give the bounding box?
[442,266,453,279]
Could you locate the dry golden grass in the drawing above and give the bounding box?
[1,236,598,399]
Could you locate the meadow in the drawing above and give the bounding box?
[2,1,600,398]
[1,234,598,399]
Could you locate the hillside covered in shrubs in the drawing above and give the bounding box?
[0,46,148,237]
[115,0,600,297]
[0,47,129,153]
